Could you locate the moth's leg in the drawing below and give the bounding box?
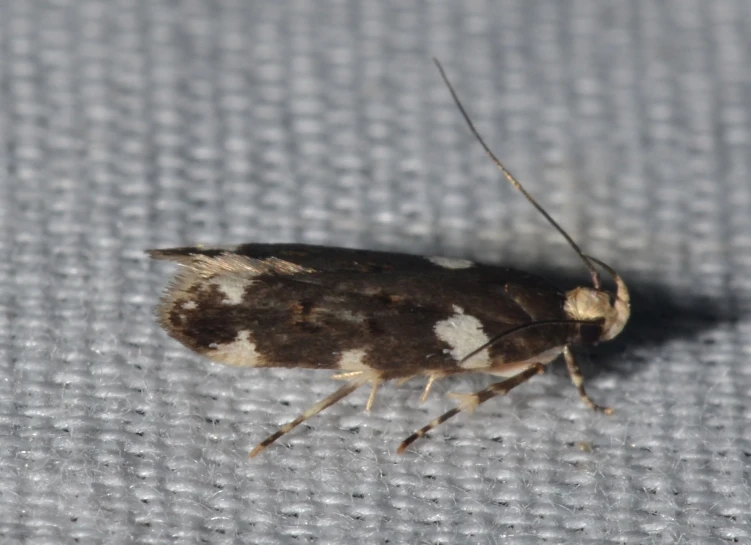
[563,345,613,414]
[331,371,362,380]
[397,363,544,454]
[394,373,441,403]
[394,375,416,387]
[420,374,439,403]
[332,371,383,412]
[365,380,381,412]
[250,377,367,458]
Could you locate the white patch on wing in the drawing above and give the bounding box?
[181,300,198,310]
[434,305,491,369]
[337,348,370,371]
[211,276,250,305]
[335,348,381,385]
[330,309,366,324]
[428,256,474,269]
[206,330,263,367]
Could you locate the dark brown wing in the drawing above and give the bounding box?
[149,244,592,379]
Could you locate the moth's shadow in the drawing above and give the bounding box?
[521,266,738,380]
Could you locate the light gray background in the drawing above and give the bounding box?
[2,1,750,544]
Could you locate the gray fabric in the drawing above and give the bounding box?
[2,1,750,544]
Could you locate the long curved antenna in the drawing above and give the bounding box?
[458,319,598,367]
[433,58,601,289]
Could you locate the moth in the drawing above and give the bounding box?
[148,60,630,457]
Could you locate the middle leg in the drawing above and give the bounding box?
[397,363,545,454]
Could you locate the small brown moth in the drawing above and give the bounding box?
[148,60,630,457]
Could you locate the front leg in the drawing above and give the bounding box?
[563,345,613,414]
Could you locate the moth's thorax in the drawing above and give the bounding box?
[563,286,630,342]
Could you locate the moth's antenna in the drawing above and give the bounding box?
[433,58,601,289]
[458,319,598,367]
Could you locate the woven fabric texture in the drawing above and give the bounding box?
[1,1,750,544]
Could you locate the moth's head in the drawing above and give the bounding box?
[564,261,630,342]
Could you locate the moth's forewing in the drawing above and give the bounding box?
[150,244,590,378]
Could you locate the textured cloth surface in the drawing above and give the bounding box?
[2,1,750,544]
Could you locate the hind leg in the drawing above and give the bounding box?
[250,376,367,457]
